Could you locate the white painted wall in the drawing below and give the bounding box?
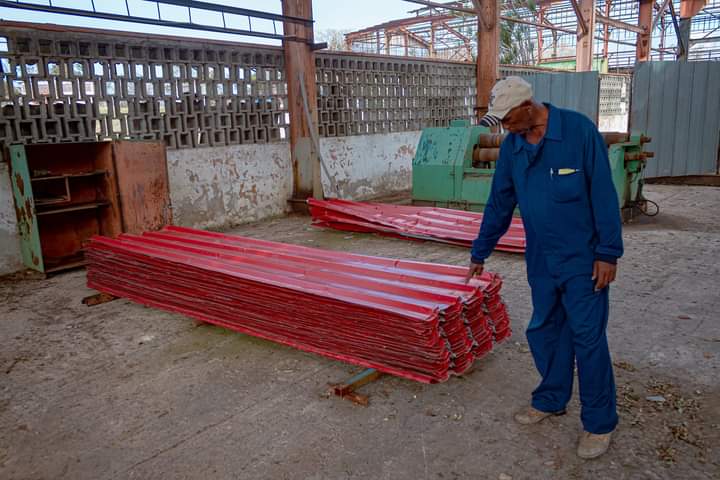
[166,143,293,230]
[0,162,23,275]
[320,131,420,200]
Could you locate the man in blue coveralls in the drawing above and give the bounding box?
[466,77,623,459]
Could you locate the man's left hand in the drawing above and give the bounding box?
[592,261,617,291]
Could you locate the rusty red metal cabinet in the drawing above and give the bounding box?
[8,140,171,274]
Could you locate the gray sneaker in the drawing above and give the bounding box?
[513,406,566,425]
[577,430,613,459]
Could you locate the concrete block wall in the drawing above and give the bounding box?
[315,52,476,137]
[0,25,290,150]
[0,23,480,274]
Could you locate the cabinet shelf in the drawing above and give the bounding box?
[31,170,107,182]
[36,202,110,216]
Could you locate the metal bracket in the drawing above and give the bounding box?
[570,0,590,35]
[328,368,383,406]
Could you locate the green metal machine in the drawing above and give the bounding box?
[412,120,654,221]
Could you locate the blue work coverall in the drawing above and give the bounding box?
[471,104,623,434]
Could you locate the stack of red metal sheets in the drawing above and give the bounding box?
[308,198,526,253]
[85,226,511,383]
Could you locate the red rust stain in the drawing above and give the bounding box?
[25,198,32,217]
[31,254,40,266]
[15,173,25,196]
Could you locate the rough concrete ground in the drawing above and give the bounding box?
[1,184,718,480]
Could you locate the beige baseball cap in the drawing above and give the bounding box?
[479,76,533,127]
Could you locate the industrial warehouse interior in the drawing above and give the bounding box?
[0,0,718,479]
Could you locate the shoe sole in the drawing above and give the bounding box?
[515,409,567,425]
[577,446,610,460]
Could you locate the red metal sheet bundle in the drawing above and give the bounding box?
[308,198,526,253]
[85,226,511,383]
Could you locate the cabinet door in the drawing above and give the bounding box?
[112,140,172,234]
[9,145,44,272]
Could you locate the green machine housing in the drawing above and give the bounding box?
[412,120,654,221]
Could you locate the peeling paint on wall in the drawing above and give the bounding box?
[319,131,421,200]
[167,143,293,230]
[0,162,24,275]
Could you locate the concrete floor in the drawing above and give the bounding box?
[1,185,719,480]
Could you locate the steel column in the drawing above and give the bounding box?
[475,0,499,120]
[637,0,653,62]
[575,0,597,71]
[282,0,322,201]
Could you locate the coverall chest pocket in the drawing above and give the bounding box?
[551,169,584,203]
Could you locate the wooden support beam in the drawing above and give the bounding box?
[475,0,498,120]
[282,0,321,200]
[637,0,653,62]
[575,0,596,71]
[570,0,590,35]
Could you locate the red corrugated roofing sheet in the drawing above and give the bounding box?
[85,226,511,383]
[308,199,526,253]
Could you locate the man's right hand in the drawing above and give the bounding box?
[465,262,484,283]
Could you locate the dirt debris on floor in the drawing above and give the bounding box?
[1,185,719,480]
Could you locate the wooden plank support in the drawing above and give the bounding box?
[329,368,383,407]
[282,0,322,203]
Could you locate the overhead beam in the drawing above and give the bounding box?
[505,15,577,33]
[0,0,304,42]
[398,27,432,48]
[596,12,646,34]
[652,0,672,31]
[570,0,590,35]
[404,0,476,14]
[668,0,687,59]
